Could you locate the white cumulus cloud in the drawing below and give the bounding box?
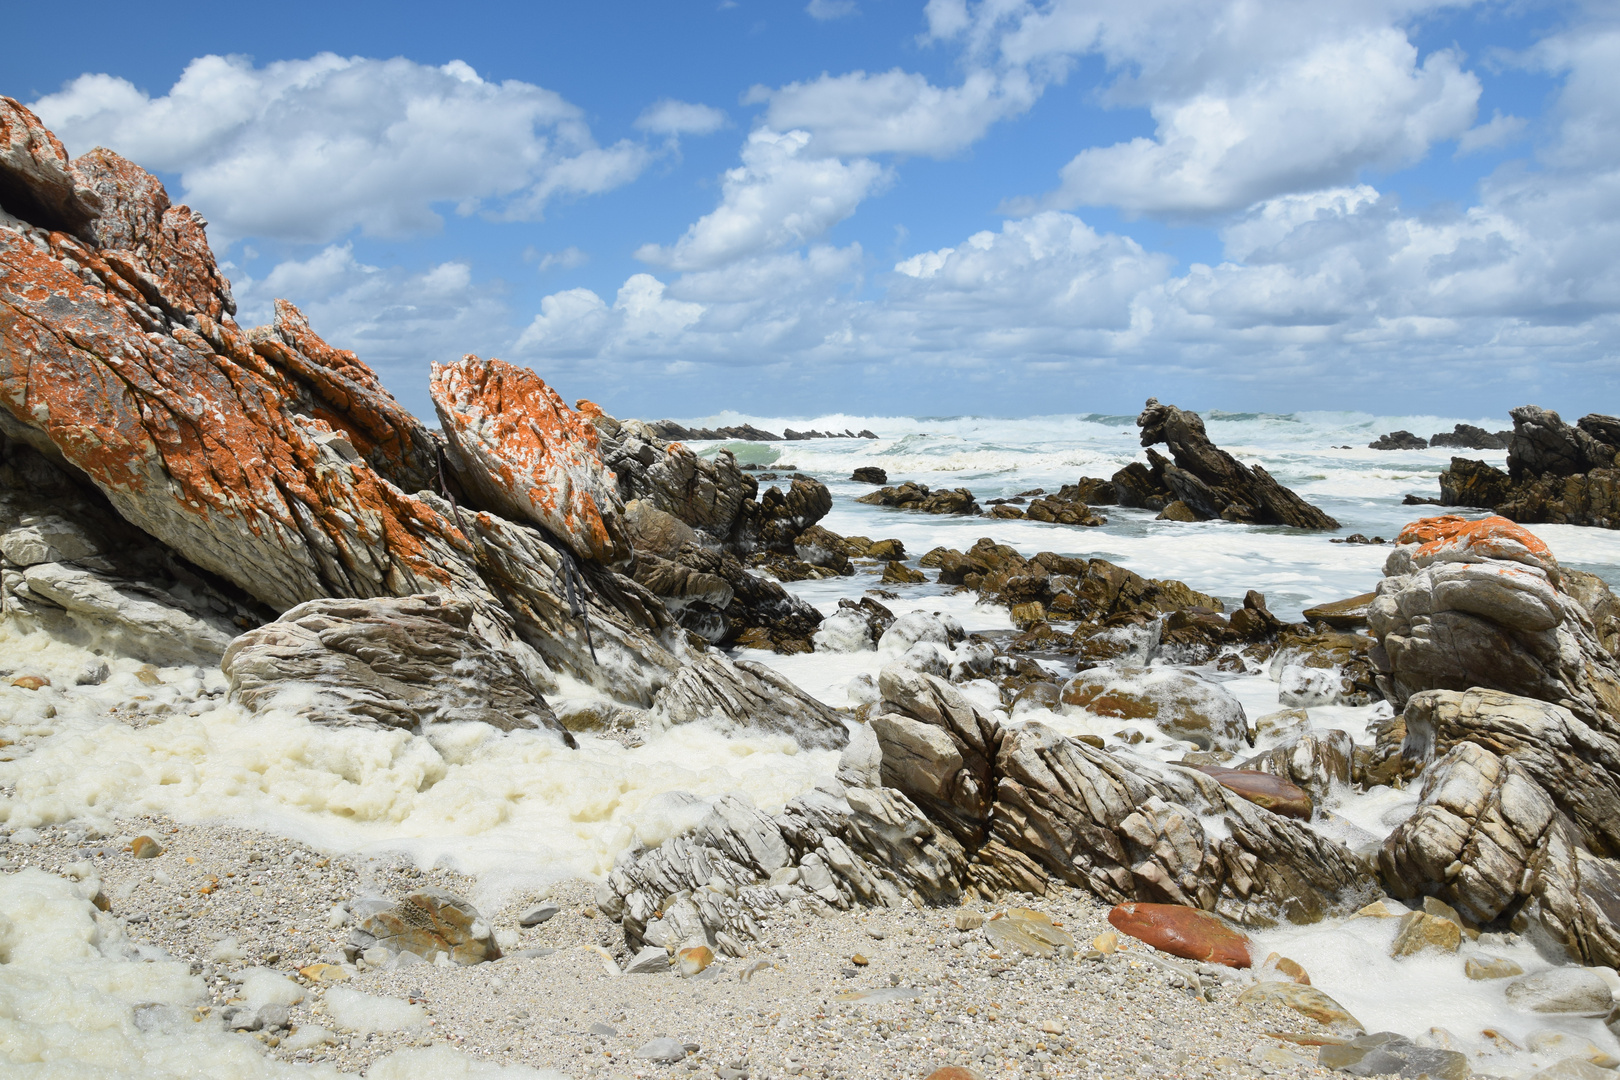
[31,54,651,244]
[634,129,889,271]
[634,99,729,136]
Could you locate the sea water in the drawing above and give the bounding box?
[2,408,1616,1076]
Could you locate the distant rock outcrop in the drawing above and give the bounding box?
[1094,400,1339,528]
[1368,431,1428,450]
[1439,406,1620,528]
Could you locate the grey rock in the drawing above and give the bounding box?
[222,1005,261,1031]
[635,1036,690,1063]
[74,658,109,686]
[255,1004,290,1031]
[518,901,560,927]
[1505,969,1616,1015]
[15,562,238,667]
[222,594,573,742]
[624,946,672,974]
[1318,1032,1467,1079]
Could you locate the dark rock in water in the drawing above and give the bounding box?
[1023,488,1107,526]
[1429,423,1508,450]
[851,466,887,484]
[222,594,574,743]
[856,481,978,515]
[1302,593,1376,628]
[1329,533,1385,545]
[642,420,783,442]
[1438,407,1620,528]
[639,543,823,652]
[1368,430,1428,450]
[1119,400,1339,528]
[1439,457,1512,508]
[1401,494,1442,506]
[856,429,878,439]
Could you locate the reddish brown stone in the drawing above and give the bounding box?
[1106,901,1254,967]
[1196,765,1314,819]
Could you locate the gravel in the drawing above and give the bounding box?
[2,815,1348,1079]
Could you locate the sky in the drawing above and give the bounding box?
[7,0,1619,422]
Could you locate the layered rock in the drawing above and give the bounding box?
[0,434,260,666]
[1367,515,1620,732]
[1111,400,1338,528]
[220,594,572,741]
[1439,407,1620,528]
[651,654,849,750]
[0,100,849,748]
[431,356,629,565]
[1429,424,1509,450]
[856,481,978,515]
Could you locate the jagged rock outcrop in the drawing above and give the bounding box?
[856,482,978,515]
[1114,399,1338,528]
[431,356,629,565]
[1368,431,1428,451]
[642,420,783,442]
[1429,424,1509,450]
[1367,515,1620,733]
[0,100,851,747]
[1439,407,1620,528]
[221,594,572,741]
[638,542,823,651]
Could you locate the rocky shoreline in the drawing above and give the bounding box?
[7,94,1620,1080]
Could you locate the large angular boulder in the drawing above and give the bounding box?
[651,652,849,750]
[221,594,573,742]
[431,355,630,565]
[1367,516,1620,732]
[1122,399,1338,528]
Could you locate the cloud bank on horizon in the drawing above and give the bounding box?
[21,0,1620,420]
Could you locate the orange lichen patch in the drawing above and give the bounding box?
[1397,514,1556,575]
[431,355,629,565]
[573,398,605,420]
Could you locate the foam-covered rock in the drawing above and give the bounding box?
[1060,667,1250,751]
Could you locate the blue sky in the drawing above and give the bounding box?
[9,1,1619,422]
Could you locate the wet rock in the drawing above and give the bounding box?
[1060,667,1249,751]
[1317,1032,1465,1078]
[352,888,501,966]
[1194,767,1312,819]
[1388,911,1461,957]
[1402,688,1620,858]
[1240,982,1362,1031]
[1465,955,1523,980]
[1505,969,1615,1016]
[1242,730,1352,809]
[855,482,979,515]
[1436,407,1620,528]
[222,594,573,741]
[1021,488,1106,527]
[1107,902,1253,966]
[1368,431,1428,450]
[1130,399,1339,528]
[881,561,926,585]
[851,467,887,485]
[652,652,848,750]
[1302,593,1376,629]
[1368,516,1620,731]
[431,355,629,565]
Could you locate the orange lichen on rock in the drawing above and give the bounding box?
[1106,901,1254,967]
[1397,514,1556,576]
[431,355,629,565]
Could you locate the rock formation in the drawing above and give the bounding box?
[1429,423,1510,450]
[0,98,846,748]
[855,481,979,515]
[1439,406,1620,528]
[1369,431,1428,450]
[1367,515,1620,733]
[1128,400,1339,528]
